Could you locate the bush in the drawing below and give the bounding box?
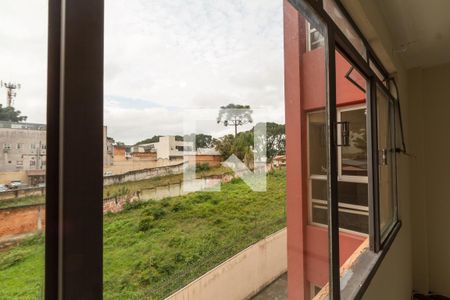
[192,193,212,204]
[137,217,154,232]
[196,163,210,172]
[123,200,144,211]
[143,206,166,220]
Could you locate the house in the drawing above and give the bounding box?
[272,155,286,168]
[139,136,194,160]
[184,147,222,168]
[113,145,126,162]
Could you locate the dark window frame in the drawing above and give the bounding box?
[46,0,104,298]
[288,0,403,298]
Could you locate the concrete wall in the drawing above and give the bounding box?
[0,186,45,201]
[0,170,28,185]
[103,162,185,186]
[104,174,235,213]
[166,228,287,300]
[103,158,183,175]
[407,63,450,296]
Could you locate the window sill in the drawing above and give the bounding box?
[313,221,401,299]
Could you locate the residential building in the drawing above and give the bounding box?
[103,127,114,166]
[113,145,126,162]
[139,136,194,160]
[184,147,222,167]
[0,121,47,173]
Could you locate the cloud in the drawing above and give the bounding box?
[2,0,285,144]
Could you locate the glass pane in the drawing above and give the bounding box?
[310,179,368,233]
[324,0,366,59]
[309,111,327,176]
[0,1,47,298]
[105,1,286,299]
[340,108,368,177]
[335,50,369,295]
[377,86,396,239]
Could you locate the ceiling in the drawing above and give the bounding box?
[376,0,450,69]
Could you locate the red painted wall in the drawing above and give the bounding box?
[284,2,307,299]
[302,49,365,111]
[283,1,367,298]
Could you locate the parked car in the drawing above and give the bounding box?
[0,184,8,192]
[7,180,23,189]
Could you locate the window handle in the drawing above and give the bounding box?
[379,149,388,165]
[336,121,350,147]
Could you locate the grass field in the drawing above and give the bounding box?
[0,169,286,299]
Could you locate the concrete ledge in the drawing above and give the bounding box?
[166,228,287,300]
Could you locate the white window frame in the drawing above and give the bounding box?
[306,22,325,51]
[307,105,369,236]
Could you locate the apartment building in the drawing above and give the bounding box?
[137,136,194,160]
[0,121,47,172]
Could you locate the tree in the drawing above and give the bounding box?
[213,131,255,169]
[213,134,235,160]
[265,122,285,162]
[217,103,253,136]
[184,133,213,148]
[136,135,161,145]
[0,105,27,122]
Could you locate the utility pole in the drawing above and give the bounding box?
[0,81,21,107]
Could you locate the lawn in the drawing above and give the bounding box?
[0,169,286,299]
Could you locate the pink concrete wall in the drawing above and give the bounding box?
[283,1,367,298]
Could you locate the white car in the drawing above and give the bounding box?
[0,184,8,192]
[7,181,22,189]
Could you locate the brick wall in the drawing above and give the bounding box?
[0,204,45,238]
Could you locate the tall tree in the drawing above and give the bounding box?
[0,105,27,122]
[217,103,253,136]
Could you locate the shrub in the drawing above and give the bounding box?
[196,163,210,172]
[143,206,166,220]
[138,217,154,232]
[123,200,144,211]
[192,193,212,204]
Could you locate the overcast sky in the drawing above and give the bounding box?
[1,0,285,144]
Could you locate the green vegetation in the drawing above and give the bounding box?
[0,104,27,122]
[213,122,285,164]
[0,195,44,209]
[0,169,286,299]
[103,165,232,198]
[0,166,232,209]
[0,235,44,299]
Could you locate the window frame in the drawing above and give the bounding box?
[306,107,369,237]
[288,0,402,298]
[41,0,402,298]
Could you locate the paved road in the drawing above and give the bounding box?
[252,273,288,300]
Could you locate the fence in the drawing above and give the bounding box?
[0,187,45,201]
